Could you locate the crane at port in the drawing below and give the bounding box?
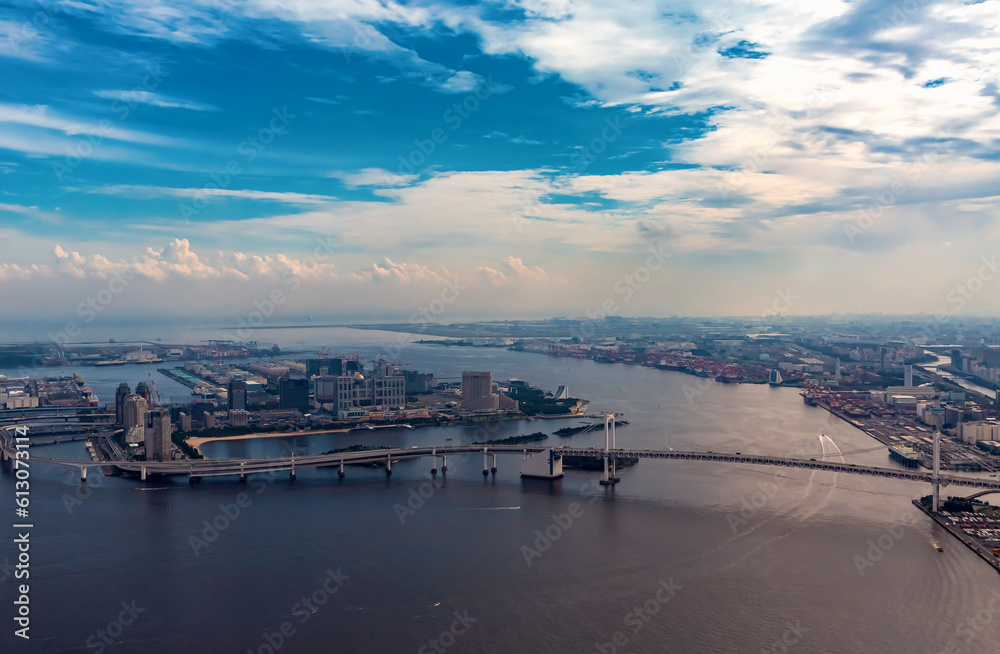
[146,373,163,407]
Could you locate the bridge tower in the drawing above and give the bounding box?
[599,412,620,486]
[932,430,941,512]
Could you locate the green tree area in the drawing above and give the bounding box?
[554,420,627,437]
[172,433,204,459]
[920,495,991,512]
[473,431,548,445]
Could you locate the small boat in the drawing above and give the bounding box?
[445,437,453,441]
[936,546,944,552]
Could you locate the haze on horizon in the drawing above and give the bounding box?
[2,0,1000,327]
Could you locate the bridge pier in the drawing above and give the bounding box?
[290,457,296,481]
[431,449,437,475]
[483,448,489,476]
[442,455,448,472]
[141,465,147,481]
[491,454,497,475]
[338,460,345,478]
[386,456,392,476]
[239,461,247,484]
[80,467,87,483]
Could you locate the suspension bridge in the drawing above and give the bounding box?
[3,418,1000,510]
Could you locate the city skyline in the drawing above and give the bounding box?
[2,1,1000,324]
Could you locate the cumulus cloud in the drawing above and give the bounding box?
[479,256,548,285]
[350,257,446,283]
[50,239,337,281]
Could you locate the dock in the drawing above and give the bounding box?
[912,499,1000,574]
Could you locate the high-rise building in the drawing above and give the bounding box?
[115,383,131,425]
[201,411,216,428]
[279,378,310,413]
[228,409,249,427]
[228,379,247,411]
[462,372,492,402]
[306,358,343,377]
[904,364,913,388]
[135,382,152,405]
[191,400,214,421]
[123,394,148,443]
[146,409,171,462]
[178,412,191,432]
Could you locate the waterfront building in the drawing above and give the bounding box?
[331,372,405,419]
[229,409,249,427]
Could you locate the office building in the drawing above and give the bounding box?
[332,372,406,418]
[115,382,131,425]
[146,409,171,462]
[228,379,247,411]
[460,371,519,413]
[306,358,343,378]
[135,382,152,405]
[279,378,310,413]
[123,394,148,443]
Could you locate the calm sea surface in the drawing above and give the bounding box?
[2,327,998,653]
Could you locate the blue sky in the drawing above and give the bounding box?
[2,0,1000,329]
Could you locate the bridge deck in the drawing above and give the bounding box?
[5,427,1000,490]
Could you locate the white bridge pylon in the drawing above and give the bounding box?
[600,412,620,486]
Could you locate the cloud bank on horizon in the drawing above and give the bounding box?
[1,0,999,325]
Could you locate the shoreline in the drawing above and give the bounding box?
[186,411,589,453]
[912,499,1000,574]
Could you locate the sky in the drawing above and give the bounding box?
[1,0,1000,331]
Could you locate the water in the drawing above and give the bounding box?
[2,329,999,653]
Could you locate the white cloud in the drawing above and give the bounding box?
[330,168,418,188]
[87,185,338,206]
[92,90,220,111]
